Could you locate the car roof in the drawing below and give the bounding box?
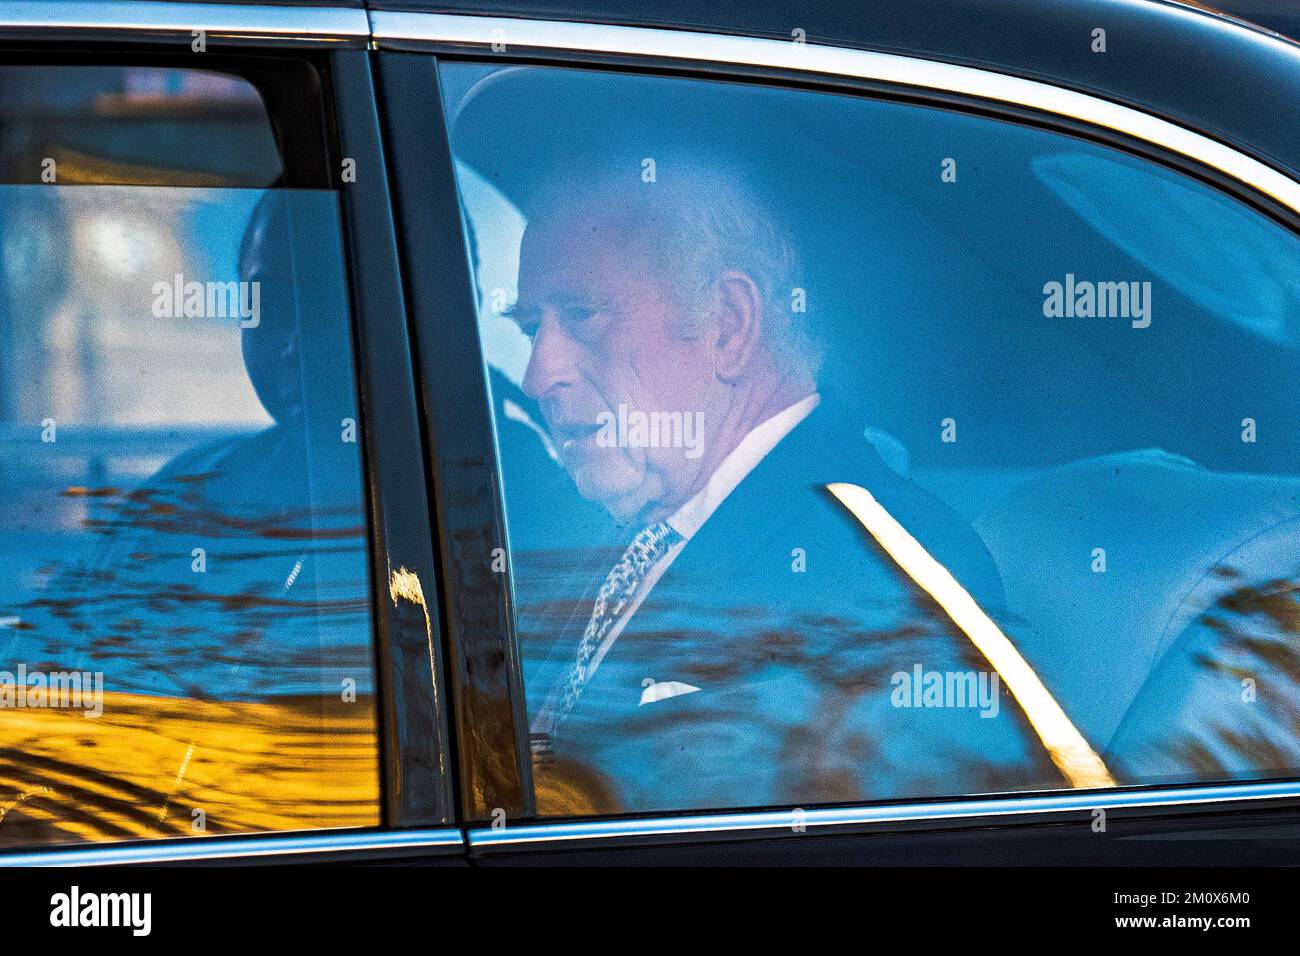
[159,0,1299,44]
[1195,0,1300,39]
[370,0,1299,44]
[143,0,1300,179]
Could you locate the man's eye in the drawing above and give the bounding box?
[510,305,599,341]
[562,306,599,325]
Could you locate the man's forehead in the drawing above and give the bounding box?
[525,196,639,245]
[519,208,653,290]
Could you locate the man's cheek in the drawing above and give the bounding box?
[572,434,626,476]
[602,442,646,483]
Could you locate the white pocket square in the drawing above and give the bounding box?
[639,679,701,706]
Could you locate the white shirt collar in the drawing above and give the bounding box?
[665,392,820,542]
[575,393,821,687]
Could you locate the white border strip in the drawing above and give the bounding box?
[0,827,463,866]
[469,780,1300,847]
[371,11,1300,216]
[0,1,369,40]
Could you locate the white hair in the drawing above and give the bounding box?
[529,160,822,379]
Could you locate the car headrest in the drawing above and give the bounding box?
[974,448,1300,750]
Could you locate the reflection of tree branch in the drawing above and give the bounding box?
[11,468,371,702]
[1120,569,1300,780]
[517,558,1057,804]
[70,475,365,541]
[30,577,367,616]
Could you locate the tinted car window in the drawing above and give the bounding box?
[0,66,378,847]
[442,63,1300,816]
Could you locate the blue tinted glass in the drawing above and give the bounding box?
[443,63,1300,815]
[0,185,378,846]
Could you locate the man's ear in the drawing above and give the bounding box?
[711,270,764,383]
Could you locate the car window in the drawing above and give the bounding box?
[441,62,1300,816]
[0,65,378,847]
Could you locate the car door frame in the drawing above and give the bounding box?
[0,2,461,866]
[374,8,1300,864]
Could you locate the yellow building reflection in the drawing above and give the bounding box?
[0,691,379,846]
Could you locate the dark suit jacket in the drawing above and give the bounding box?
[532,403,1063,813]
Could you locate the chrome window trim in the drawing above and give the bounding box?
[0,0,369,43]
[469,781,1300,848]
[0,827,464,866]
[370,11,1300,219]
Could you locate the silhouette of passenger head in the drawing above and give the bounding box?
[238,193,303,426]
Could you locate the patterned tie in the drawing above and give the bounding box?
[535,520,683,739]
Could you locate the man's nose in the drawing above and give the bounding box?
[522,311,578,401]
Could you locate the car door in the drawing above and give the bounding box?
[0,3,460,865]
[375,6,1300,864]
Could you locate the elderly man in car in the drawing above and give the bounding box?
[511,160,1064,814]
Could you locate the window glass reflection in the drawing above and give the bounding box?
[443,64,1300,816]
[0,183,377,846]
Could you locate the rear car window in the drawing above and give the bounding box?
[0,64,378,847]
[440,62,1300,816]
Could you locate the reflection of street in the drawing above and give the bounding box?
[0,184,375,850]
[0,690,378,846]
[0,433,376,848]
